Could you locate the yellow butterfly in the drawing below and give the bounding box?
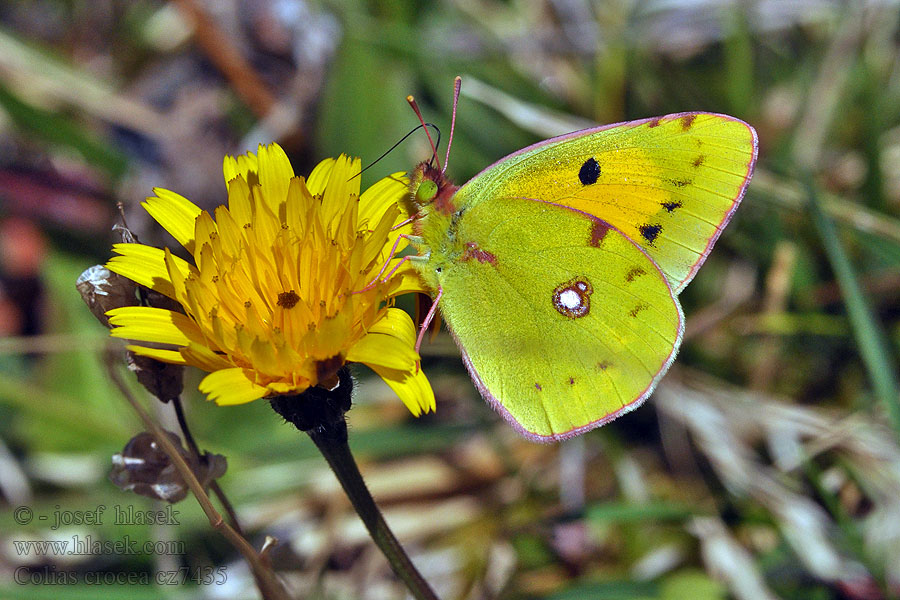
[404,82,757,441]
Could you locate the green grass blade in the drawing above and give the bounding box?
[805,176,900,438]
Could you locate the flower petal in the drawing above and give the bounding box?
[126,345,188,365]
[306,157,335,195]
[106,243,194,300]
[320,155,360,235]
[108,306,205,347]
[256,143,294,207]
[142,188,202,255]
[227,177,253,226]
[369,362,435,416]
[163,248,189,306]
[266,380,310,395]
[369,307,417,344]
[214,205,241,258]
[181,343,233,371]
[193,211,218,257]
[359,171,410,225]
[223,151,259,184]
[363,203,401,267]
[199,368,268,405]
[346,330,418,371]
[350,312,432,415]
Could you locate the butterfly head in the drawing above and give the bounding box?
[408,161,459,217]
[405,78,463,220]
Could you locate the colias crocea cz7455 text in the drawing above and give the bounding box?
[404,84,758,442]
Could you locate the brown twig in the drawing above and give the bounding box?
[105,355,291,600]
[172,0,277,119]
[170,396,245,537]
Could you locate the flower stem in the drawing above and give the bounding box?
[269,369,439,600]
[172,396,244,536]
[308,422,439,600]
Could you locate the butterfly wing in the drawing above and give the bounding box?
[457,113,757,294]
[433,196,683,441]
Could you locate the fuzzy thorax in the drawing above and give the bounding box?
[406,162,462,293]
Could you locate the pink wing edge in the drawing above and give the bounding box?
[669,115,759,294]
[444,198,687,443]
[467,111,761,296]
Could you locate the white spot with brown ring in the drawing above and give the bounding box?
[552,277,593,319]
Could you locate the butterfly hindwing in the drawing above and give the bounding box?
[433,196,683,441]
[456,112,758,293]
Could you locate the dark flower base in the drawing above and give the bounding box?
[268,367,353,442]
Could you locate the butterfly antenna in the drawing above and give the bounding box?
[407,94,442,169]
[350,123,441,181]
[442,76,462,175]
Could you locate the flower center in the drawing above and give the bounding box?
[277,290,300,309]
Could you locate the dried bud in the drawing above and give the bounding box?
[80,218,189,402]
[128,353,184,403]
[110,431,227,503]
[79,264,185,402]
[76,265,138,328]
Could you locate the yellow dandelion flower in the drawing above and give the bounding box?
[105,143,434,415]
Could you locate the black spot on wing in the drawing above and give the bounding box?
[661,201,682,213]
[639,224,662,245]
[578,157,600,185]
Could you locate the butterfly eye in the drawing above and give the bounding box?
[415,180,438,205]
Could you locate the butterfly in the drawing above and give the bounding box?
[403,79,758,442]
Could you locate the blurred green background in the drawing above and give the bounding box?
[2,1,900,598]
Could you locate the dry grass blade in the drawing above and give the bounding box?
[687,516,779,600]
[0,29,166,137]
[656,374,900,590]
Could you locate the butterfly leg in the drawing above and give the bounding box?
[390,215,415,231]
[415,285,442,354]
[349,234,419,295]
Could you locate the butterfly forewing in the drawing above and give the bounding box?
[458,113,757,293]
